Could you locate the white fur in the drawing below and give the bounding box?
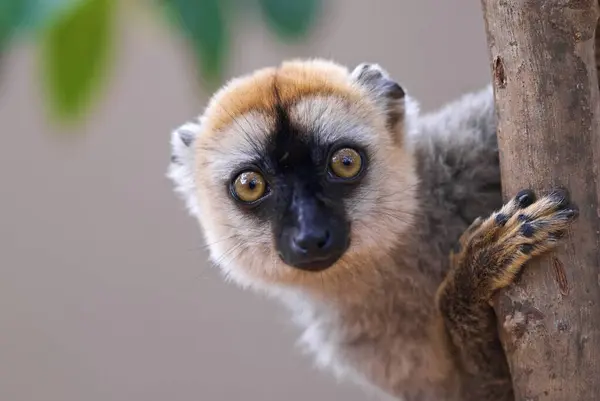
[166,119,202,217]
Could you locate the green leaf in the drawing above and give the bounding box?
[258,0,321,39]
[163,0,228,85]
[18,0,79,34]
[0,0,29,52]
[0,0,76,51]
[40,0,117,122]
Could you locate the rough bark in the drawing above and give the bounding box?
[480,1,600,400]
[596,15,600,87]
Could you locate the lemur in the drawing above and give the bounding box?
[167,59,579,401]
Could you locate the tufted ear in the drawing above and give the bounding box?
[166,119,202,216]
[351,63,416,136]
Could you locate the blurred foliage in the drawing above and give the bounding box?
[258,0,320,39]
[0,1,25,53]
[41,0,116,120]
[0,0,324,125]
[162,0,228,85]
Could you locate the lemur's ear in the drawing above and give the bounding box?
[167,119,202,216]
[169,120,198,166]
[351,63,407,132]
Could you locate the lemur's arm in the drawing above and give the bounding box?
[436,188,579,401]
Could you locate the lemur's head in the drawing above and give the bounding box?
[168,59,420,293]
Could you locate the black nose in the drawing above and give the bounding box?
[278,224,348,272]
[276,193,350,272]
[292,228,331,253]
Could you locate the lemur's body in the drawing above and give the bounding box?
[278,86,505,401]
[167,59,578,401]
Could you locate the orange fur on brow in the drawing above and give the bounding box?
[201,59,364,135]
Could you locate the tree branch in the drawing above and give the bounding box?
[480,1,600,400]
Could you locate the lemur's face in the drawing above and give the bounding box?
[168,59,420,291]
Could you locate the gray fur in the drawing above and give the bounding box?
[409,84,502,282]
[351,63,408,131]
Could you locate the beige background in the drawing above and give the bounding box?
[0,1,491,400]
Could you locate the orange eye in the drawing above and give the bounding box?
[329,148,363,179]
[232,171,267,203]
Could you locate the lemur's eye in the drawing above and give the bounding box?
[329,148,363,179]
[231,171,267,203]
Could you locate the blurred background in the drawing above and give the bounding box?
[0,1,491,400]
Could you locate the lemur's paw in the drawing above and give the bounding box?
[453,188,579,298]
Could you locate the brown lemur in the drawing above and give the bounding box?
[166,59,579,401]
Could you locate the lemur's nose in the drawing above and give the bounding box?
[292,227,332,253]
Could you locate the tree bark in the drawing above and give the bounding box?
[480,1,600,400]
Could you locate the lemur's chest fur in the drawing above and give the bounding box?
[283,185,469,400]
